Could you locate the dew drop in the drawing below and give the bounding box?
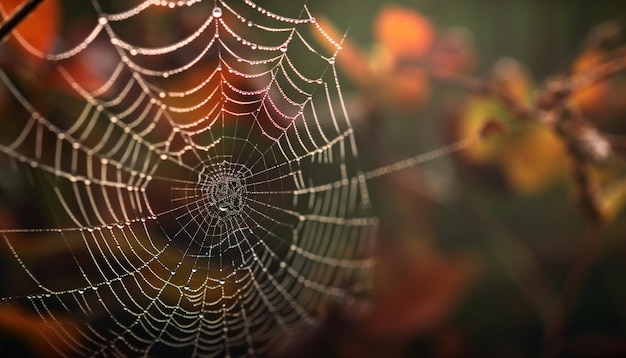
[130,49,138,56]
[158,92,166,98]
[247,21,253,27]
[280,45,288,53]
[98,17,108,25]
[212,6,222,18]
[328,57,336,65]
[219,279,225,285]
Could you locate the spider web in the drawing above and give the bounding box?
[0,0,474,356]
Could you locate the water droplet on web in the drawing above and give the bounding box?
[328,57,336,65]
[162,72,169,78]
[130,49,138,56]
[98,17,108,25]
[219,279,225,284]
[159,92,166,98]
[310,17,316,24]
[280,45,288,53]
[212,6,223,18]
[247,20,253,27]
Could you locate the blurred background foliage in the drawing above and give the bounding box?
[2,0,626,357]
[293,1,626,357]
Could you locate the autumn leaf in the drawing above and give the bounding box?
[0,0,60,57]
[374,5,435,60]
[500,124,568,194]
[570,49,610,116]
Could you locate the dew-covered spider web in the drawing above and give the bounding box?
[0,0,475,356]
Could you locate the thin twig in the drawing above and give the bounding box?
[0,0,44,43]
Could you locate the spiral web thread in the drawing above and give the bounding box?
[0,0,475,356]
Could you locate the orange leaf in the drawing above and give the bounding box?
[0,0,60,56]
[374,5,435,60]
[571,50,609,115]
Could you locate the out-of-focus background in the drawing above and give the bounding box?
[1,0,626,357]
[288,0,626,357]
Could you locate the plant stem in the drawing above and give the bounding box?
[0,0,44,43]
